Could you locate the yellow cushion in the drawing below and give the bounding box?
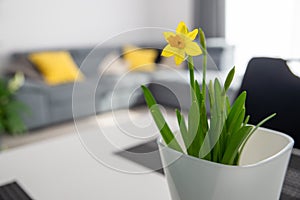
[123,46,157,72]
[28,51,84,85]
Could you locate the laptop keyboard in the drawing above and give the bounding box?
[0,182,32,200]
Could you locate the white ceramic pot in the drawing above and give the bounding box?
[157,127,294,200]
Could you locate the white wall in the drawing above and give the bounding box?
[0,0,193,67]
[143,0,193,29]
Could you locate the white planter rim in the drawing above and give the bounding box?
[157,126,294,169]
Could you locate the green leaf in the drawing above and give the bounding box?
[223,92,247,157]
[237,113,276,164]
[233,151,241,164]
[200,101,211,160]
[0,96,28,135]
[141,85,183,153]
[224,67,235,93]
[226,96,231,114]
[199,80,216,159]
[227,108,245,142]
[221,125,253,165]
[196,81,209,135]
[211,79,226,162]
[195,80,203,105]
[199,28,206,51]
[218,122,228,159]
[191,81,209,158]
[0,121,5,134]
[226,91,247,132]
[6,116,26,135]
[200,79,226,160]
[208,80,214,108]
[214,79,223,111]
[249,113,276,136]
[175,109,188,150]
[187,98,200,156]
[243,115,250,126]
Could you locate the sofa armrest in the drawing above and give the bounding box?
[18,79,48,93]
[14,80,50,129]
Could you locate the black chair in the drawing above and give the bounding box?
[239,57,300,148]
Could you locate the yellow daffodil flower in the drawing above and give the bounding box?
[161,21,202,65]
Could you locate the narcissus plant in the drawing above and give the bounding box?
[142,21,275,165]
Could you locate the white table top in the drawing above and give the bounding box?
[0,109,176,200]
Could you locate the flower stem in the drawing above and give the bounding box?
[187,56,195,101]
[202,51,207,98]
[199,28,207,98]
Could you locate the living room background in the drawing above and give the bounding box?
[0,0,193,69]
[2,0,300,74]
[226,0,300,74]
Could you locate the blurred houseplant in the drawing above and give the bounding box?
[0,72,27,135]
[141,22,294,200]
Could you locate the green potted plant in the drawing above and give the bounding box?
[0,72,27,135]
[141,22,294,200]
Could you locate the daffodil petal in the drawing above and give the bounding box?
[185,41,202,56]
[163,32,175,42]
[174,55,184,65]
[187,29,198,40]
[176,21,188,35]
[161,44,176,57]
[173,49,185,65]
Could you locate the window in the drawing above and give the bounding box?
[226,0,300,74]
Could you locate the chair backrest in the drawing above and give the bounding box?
[239,57,300,148]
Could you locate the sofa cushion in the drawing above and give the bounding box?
[28,51,85,85]
[70,47,121,77]
[15,86,49,129]
[98,51,129,75]
[123,46,158,72]
[44,77,104,104]
[97,73,152,111]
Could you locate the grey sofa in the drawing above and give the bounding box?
[8,40,234,130]
[12,47,152,129]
